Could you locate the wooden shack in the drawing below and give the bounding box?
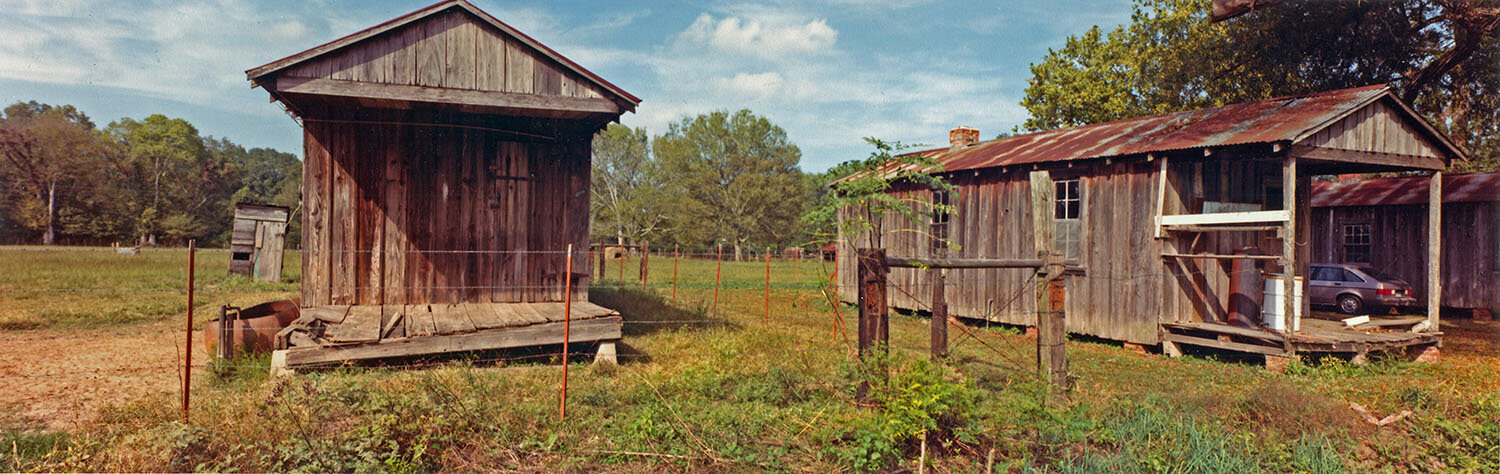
[838,85,1467,360]
[1311,172,1499,315]
[228,203,289,282]
[246,0,641,368]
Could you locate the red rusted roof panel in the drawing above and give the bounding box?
[1311,172,1500,207]
[925,85,1389,172]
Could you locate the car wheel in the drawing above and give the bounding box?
[1337,295,1364,315]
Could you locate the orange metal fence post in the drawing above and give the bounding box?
[713,244,722,318]
[561,244,574,419]
[764,248,771,325]
[672,245,679,299]
[640,241,649,286]
[182,239,195,423]
[597,239,606,281]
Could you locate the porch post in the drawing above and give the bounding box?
[1281,156,1298,349]
[1428,171,1442,331]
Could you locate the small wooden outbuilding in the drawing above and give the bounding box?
[839,85,1467,359]
[228,203,289,282]
[246,0,640,368]
[1311,172,1500,315]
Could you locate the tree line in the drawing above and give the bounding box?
[0,101,301,247]
[589,109,840,260]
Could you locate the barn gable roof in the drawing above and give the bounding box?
[246,0,638,118]
[1311,172,1500,207]
[906,85,1465,175]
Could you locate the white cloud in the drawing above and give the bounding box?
[271,20,310,40]
[714,72,785,97]
[679,13,837,59]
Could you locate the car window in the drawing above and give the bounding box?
[1342,270,1366,283]
[1312,267,1340,281]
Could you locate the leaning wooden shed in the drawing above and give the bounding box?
[1311,172,1500,315]
[838,85,1466,359]
[246,0,640,368]
[228,203,289,283]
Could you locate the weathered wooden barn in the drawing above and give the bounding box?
[228,203,289,283]
[838,85,1467,359]
[246,0,640,368]
[1311,172,1499,315]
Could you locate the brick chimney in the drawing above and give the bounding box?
[949,126,979,151]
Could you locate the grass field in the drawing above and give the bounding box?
[2,247,1499,472]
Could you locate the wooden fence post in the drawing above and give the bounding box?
[182,239,195,423]
[617,245,624,286]
[1030,170,1068,393]
[597,239,605,281]
[640,241,649,286]
[856,248,889,357]
[217,305,233,361]
[930,268,947,360]
[713,244,723,318]
[1037,253,1067,390]
[560,244,573,419]
[672,245,679,299]
[856,248,889,399]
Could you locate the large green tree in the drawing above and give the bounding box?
[0,102,106,244]
[590,124,670,245]
[653,110,804,260]
[104,115,235,245]
[1021,0,1499,170]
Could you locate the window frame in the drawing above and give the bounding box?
[929,189,952,256]
[1052,178,1083,261]
[1342,222,1372,264]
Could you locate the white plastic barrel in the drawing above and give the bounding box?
[1262,275,1304,331]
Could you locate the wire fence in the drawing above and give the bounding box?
[0,242,1105,426]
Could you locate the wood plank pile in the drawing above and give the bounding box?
[279,302,617,348]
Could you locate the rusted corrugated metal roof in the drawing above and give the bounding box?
[923,84,1390,173]
[1311,172,1500,207]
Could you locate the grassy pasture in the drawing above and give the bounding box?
[0,247,300,331]
[2,248,1499,472]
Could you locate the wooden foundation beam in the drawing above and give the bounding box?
[281,316,622,368]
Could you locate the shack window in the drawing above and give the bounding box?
[1054,179,1082,260]
[930,190,951,255]
[1343,223,1371,263]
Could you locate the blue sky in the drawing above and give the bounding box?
[0,0,1133,171]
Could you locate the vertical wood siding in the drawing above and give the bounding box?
[301,111,591,306]
[837,164,1165,345]
[282,10,608,100]
[1304,101,1441,158]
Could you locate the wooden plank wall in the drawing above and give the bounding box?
[1067,162,1161,343]
[837,166,1162,344]
[301,110,592,306]
[1310,202,1499,311]
[282,10,608,101]
[1303,100,1441,158]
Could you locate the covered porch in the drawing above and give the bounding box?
[1155,87,1465,363]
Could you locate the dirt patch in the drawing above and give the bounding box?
[0,322,196,431]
